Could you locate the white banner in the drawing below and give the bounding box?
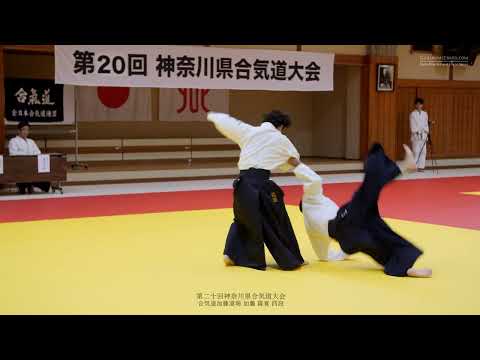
[77,86,152,122]
[37,154,50,173]
[159,88,229,121]
[55,45,334,92]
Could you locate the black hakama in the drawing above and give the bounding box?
[224,168,304,271]
[328,143,423,277]
[17,182,51,194]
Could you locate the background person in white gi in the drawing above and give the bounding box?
[8,121,51,194]
[409,98,429,171]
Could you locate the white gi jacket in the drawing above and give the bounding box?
[409,110,429,141]
[8,136,41,156]
[207,112,300,172]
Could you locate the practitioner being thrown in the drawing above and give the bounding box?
[207,110,307,271]
[295,143,432,278]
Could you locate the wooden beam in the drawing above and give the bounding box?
[334,54,368,66]
[0,47,5,155]
[2,45,54,55]
[398,79,480,88]
[359,63,369,158]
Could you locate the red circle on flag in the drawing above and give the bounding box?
[97,87,130,109]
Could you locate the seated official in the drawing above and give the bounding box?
[8,121,51,194]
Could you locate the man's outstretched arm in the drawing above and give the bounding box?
[207,112,253,147]
[290,159,349,262]
[289,158,323,197]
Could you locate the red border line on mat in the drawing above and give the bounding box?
[0,176,479,230]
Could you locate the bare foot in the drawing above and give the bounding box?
[401,144,417,173]
[301,261,309,266]
[407,268,432,278]
[223,255,235,266]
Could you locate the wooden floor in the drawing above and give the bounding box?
[68,157,361,173]
[0,158,364,190]
[4,157,478,188]
[62,156,480,185]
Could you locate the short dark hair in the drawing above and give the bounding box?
[415,98,424,105]
[17,121,30,130]
[262,110,292,129]
[299,201,303,213]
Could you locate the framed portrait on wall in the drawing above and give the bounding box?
[377,64,395,92]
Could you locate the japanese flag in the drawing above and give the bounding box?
[77,86,152,122]
[158,88,229,122]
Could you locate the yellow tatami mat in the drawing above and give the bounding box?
[0,207,479,314]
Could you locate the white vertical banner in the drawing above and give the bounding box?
[159,88,229,122]
[0,155,3,175]
[55,45,334,91]
[76,86,152,122]
[37,154,51,173]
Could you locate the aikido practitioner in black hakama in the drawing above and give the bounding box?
[297,142,432,278]
[326,143,432,277]
[207,110,307,271]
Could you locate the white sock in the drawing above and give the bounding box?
[327,248,348,261]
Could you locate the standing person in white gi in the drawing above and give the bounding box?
[207,110,307,271]
[410,98,429,172]
[8,121,51,194]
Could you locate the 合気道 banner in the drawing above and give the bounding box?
[4,78,75,125]
[55,45,334,92]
